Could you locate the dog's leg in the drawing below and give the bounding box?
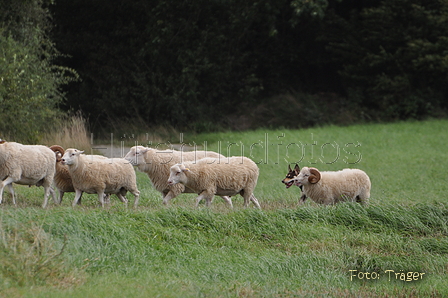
[298,194,307,205]
[298,185,307,205]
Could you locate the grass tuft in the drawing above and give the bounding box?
[0,218,84,292]
[40,112,91,150]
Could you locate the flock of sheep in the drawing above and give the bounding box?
[0,139,371,208]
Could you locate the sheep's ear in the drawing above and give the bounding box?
[308,168,321,184]
[182,168,190,172]
[294,164,300,173]
[77,150,85,155]
[141,148,150,154]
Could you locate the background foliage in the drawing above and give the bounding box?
[50,0,448,133]
[0,0,77,143]
[1,0,448,141]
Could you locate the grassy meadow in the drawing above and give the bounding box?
[1,119,448,297]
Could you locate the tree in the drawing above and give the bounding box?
[325,0,448,119]
[0,0,77,143]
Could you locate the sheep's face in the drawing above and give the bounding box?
[61,149,84,166]
[124,146,149,166]
[294,167,321,186]
[167,164,189,185]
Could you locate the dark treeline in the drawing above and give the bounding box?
[43,0,448,131]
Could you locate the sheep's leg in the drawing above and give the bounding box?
[130,191,140,208]
[0,177,16,205]
[50,187,57,204]
[72,189,83,207]
[162,191,176,205]
[195,194,206,207]
[98,191,106,208]
[116,193,129,205]
[57,190,64,204]
[104,194,112,204]
[249,194,261,209]
[7,184,16,205]
[41,184,53,208]
[204,194,213,207]
[220,196,233,208]
[195,192,213,207]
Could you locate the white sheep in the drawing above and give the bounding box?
[167,156,261,208]
[49,145,112,204]
[0,139,57,208]
[124,146,233,207]
[61,148,139,207]
[293,166,371,205]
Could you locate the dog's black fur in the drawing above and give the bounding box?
[282,164,307,204]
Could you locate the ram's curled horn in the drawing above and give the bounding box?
[308,167,321,184]
[49,145,65,155]
[49,145,65,162]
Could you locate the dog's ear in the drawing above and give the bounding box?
[294,164,300,174]
[288,164,292,172]
[308,168,321,184]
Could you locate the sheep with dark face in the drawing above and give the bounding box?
[61,148,139,207]
[0,139,57,207]
[168,156,261,208]
[293,166,371,205]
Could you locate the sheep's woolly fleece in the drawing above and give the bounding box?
[124,146,232,206]
[0,140,56,207]
[62,148,140,207]
[168,156,260,208]
[294,166,371,205]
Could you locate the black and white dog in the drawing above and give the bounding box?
[282,164,307,204]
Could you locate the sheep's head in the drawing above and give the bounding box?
[167,163,189,185]
[49,145,65,162]
[124,146,149,166]
[282,164,300,189]
[294,167,321,186]
[61,148,84,166]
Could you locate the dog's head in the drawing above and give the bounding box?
[282,164,301,189]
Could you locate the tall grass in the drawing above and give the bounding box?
[0,219,84,294]
[39,113,180,154]
[40,113,91,150]
[0,204,447,297]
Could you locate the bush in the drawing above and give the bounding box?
[0,0,77,143]
[229,92,361,130]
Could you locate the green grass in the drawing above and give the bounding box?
[1,119,448,297]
